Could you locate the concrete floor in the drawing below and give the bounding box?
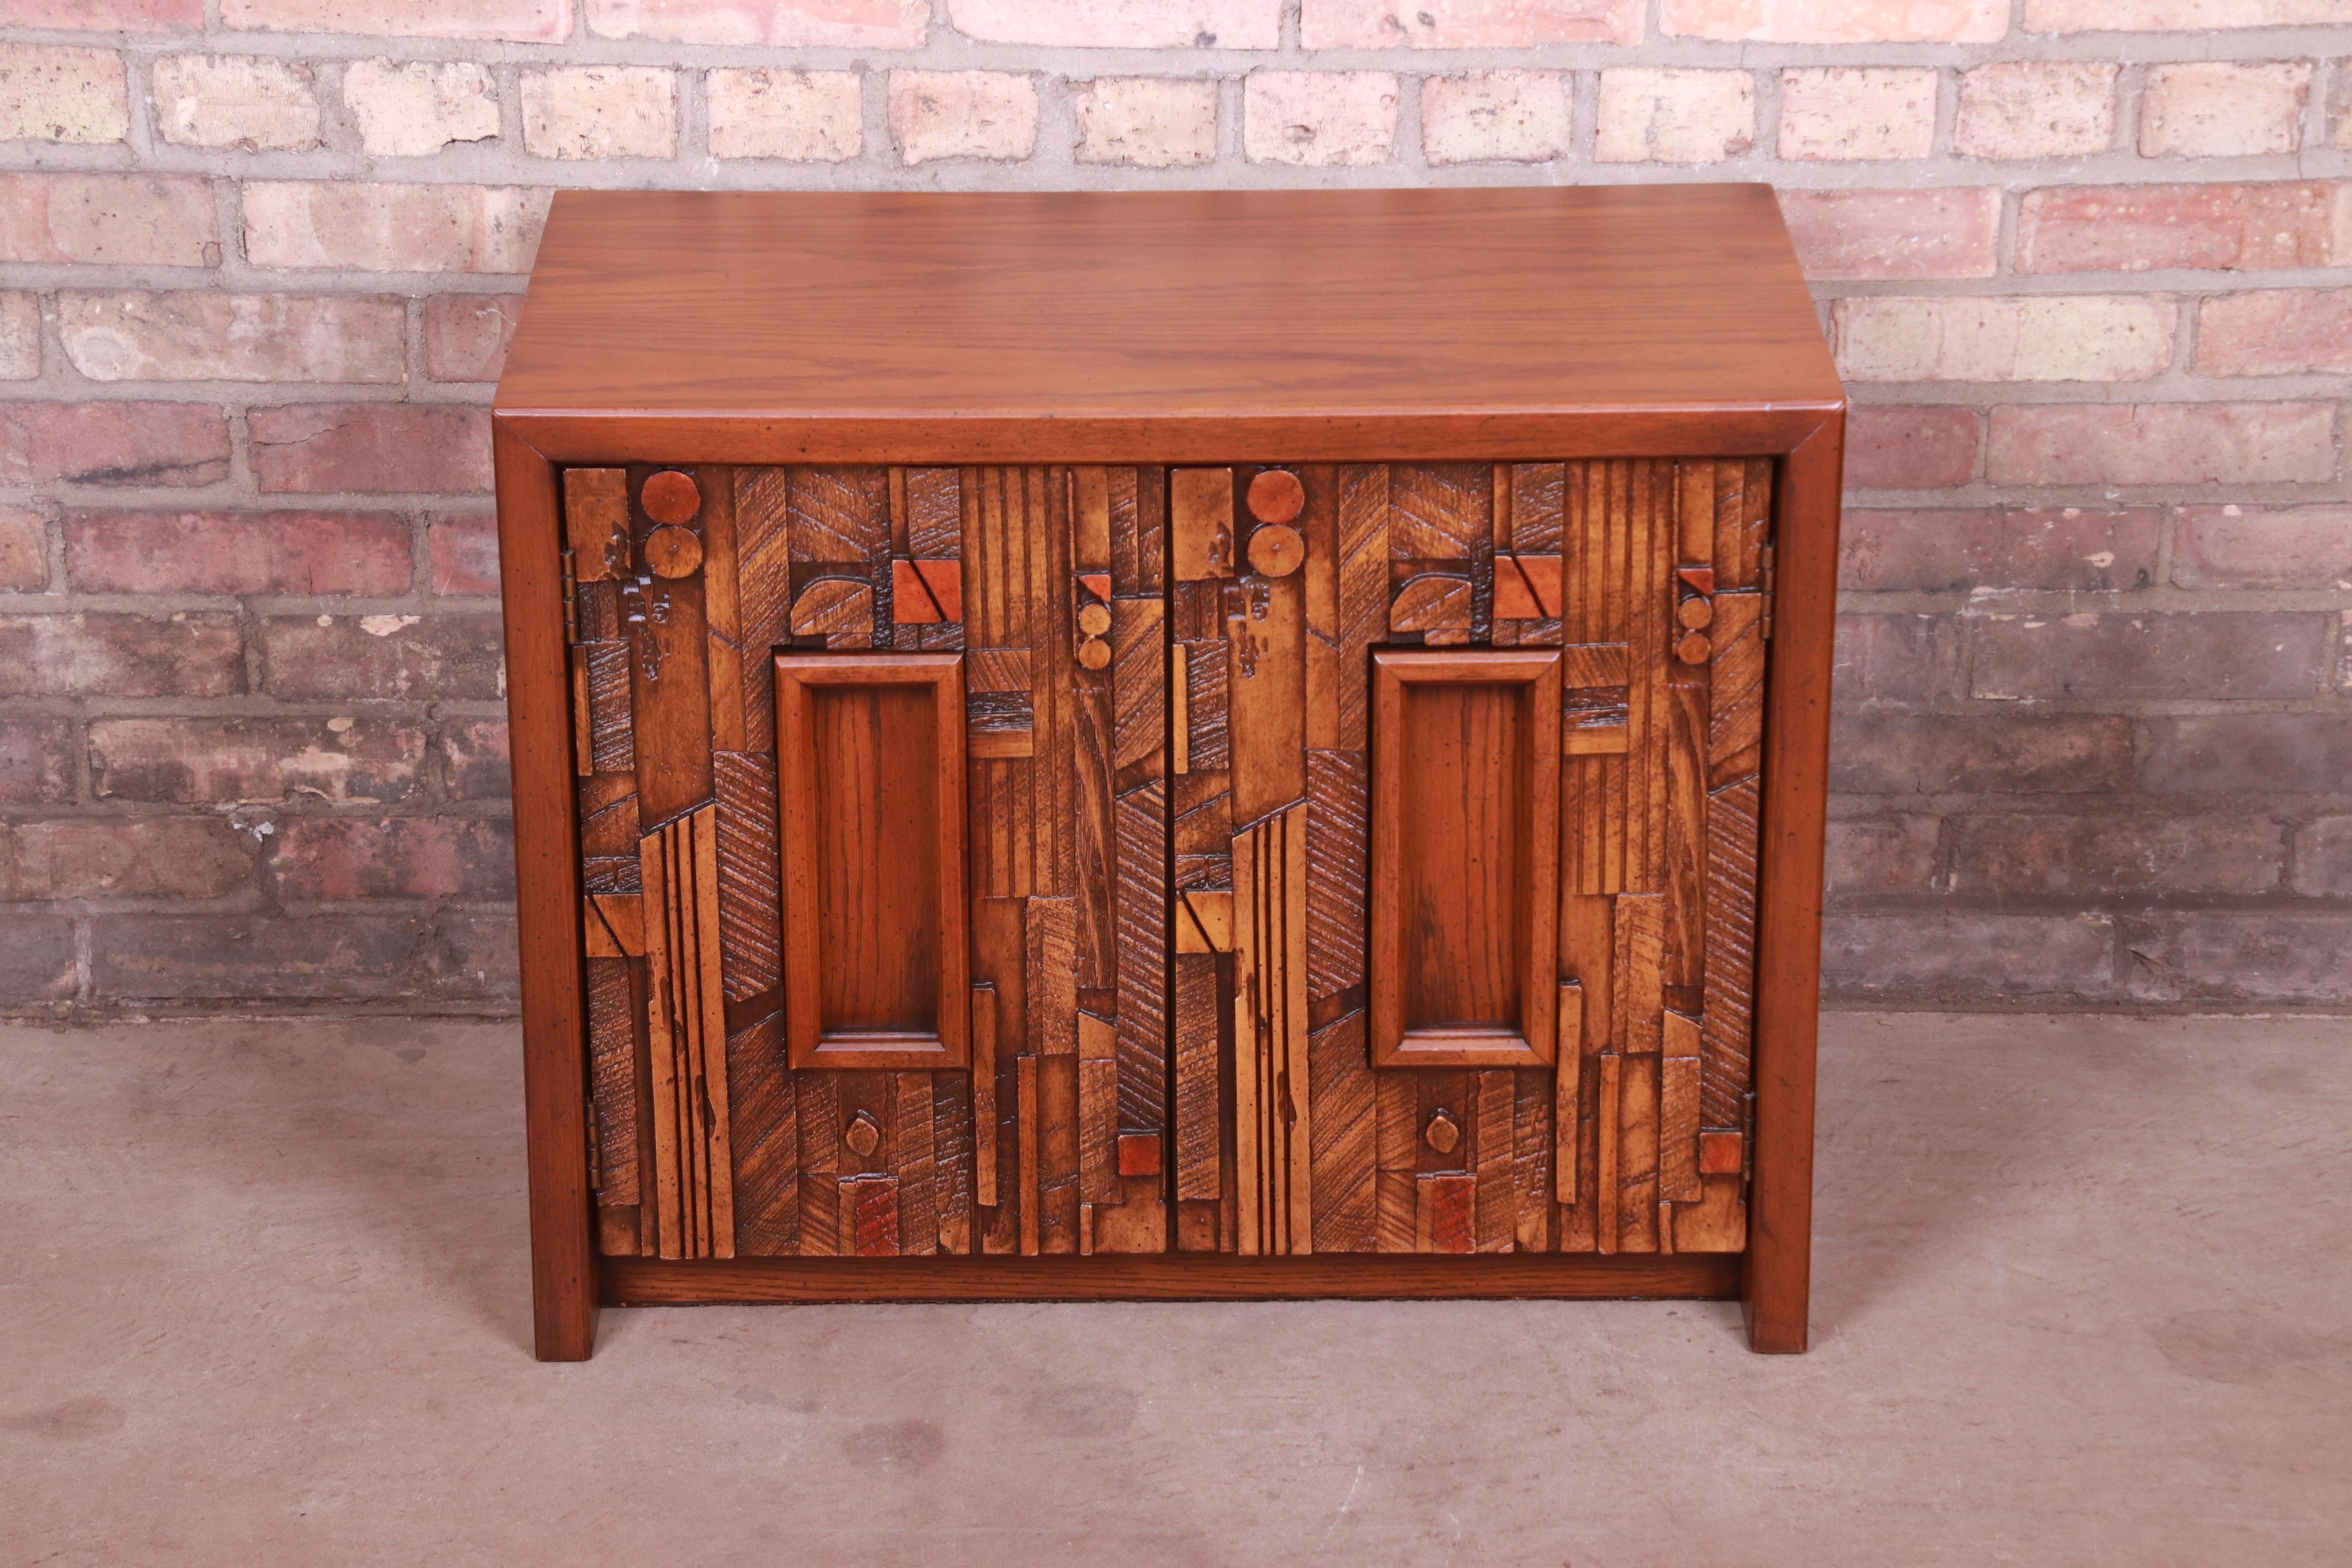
[2,1014,2347,1566]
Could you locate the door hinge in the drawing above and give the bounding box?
[1757,543,1776,641]
[559,546,580,645]
[585,1107,603,1193]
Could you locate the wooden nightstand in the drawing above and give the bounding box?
[493,185,1844,1360]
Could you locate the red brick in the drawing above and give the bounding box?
[91,913,437,1003]
[271,815,514,901]
[2139,715,2352,795]
[1777,188,2000,281]
[1970,611,2328,701]
[13,0,201,27]
[90,717,425,804]
[1823,912,2114,1001]
[242,182,547,274]
[0,817,253,900]
[430,911,519,1004]
[64,508,414,596]
[427,508,497,594]
[0,401,229,488]
[1,290,35,379]
[2196,288,2352,376]
[0,172,215,266]
[440,718,510,800]
[1833,613,1962,703]
[2017,182,2350,274]
[1844,405,1977,489]
[0,613,243,698]
[1777,67,1936,162]
[221,0,567,41]
[1987,403,2336,487]
[1302,0,1638,45]
[248,405,492,495]
[2290,817,2352,897]
[263,613,505,701]
[1824,815,1939,896]
[1842,508,2160,592]
[0,718,75,806]
[1951,813,2282,896]
[2140,61,2309,159]
[2121,913,2352,1005]
[2173,505,2352,590]
[59,291,403,384]
[0,505,43,591]
[1830,713,2132,795]
[425,294,521,382]
[0,917,75,1003]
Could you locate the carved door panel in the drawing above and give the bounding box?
[1169,462,1772,1257]
[564,464,1169,1261]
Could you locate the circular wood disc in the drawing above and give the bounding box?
[1245,469,1305,524]
[643,524,704,579]
[1077,636,1112,671]
[843,1110,880,1158]
[1424,1110,1460,1156]
[1675,629,1712,665]
[1677,596,1713,630]
[641,469,701,525]
[1078,601,1112,637]
[1247,523,1305,578]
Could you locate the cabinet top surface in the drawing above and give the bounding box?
[496,185,1841,430]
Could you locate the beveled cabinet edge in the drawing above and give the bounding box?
[496,405,1843,1360]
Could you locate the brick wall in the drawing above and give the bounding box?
[2,0,2348,1014]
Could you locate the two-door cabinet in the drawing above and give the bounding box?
[493,186,1844,1359]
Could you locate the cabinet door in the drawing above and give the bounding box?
[1170,462,1770,1256]
[564,464,1169,1260]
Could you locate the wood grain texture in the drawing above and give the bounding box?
[1233,804,1310,1256]
[892,1071,938,1257]
[1665,658,1709,993]
[587,955,639,1212]
[626,553,715,829]
[1303,749,1367,1006]
[1388,464,1490,561]
[1227,573,1306,829]
[1171,468,1234,582]
[1334,465,1390,754]
[1173,952,1221,1207]
[1473,1069,1515,1254]
[1613,892,1665,1058]
[1553,980,1582,1207]
[1513,1066,1552,1254]
[563,467,630,581]
[1114,780,1167,1132]
[641,805,735,1260]
[1708,591,1765,789]
[727,1010,796,1256]
[1307,1010,1375,1253]
[1703,775,1760,1134]
[711,751,780,1002]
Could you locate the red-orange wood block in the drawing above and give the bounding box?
[1078,570,1111,604]
[1698,1130,1744,1176]
[851,1176,900,1256]
[641,469,701,525]
[1676,565,1715,596]
[1495,554,1561,619]
[1246,469,1305,524]
[892,558,963,623]
[1117,1132,1163,1178]
[1424,1173,1476,1254]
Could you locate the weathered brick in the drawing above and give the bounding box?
[2017,182,2350,274]
[221,0,568,42]
[2173,505,2352,590]
[1833,614,1962,704]
[1777,188,2000,281]
[439,717,510,800]
[0,173,216,267]
[2141,61,2310,158]
[0,817,253,901]
[2141,715,2352,795]
[1831,713,2133,795]
[271,815,514,901]
[431,911,519,1003]
[585,0,926,45]
[0,401,230,488]
[1664,0,2003,38]
[1822,911,2114,1000]
[243,182,548,274]
[60,292,403,384]
[1593,68,1753,163]
[0,718,75,806]
[424,293,521,382]
[521,67,675,161]
[1987,402,2336,486]
[1244,71,1397,167]
[0,291,35,379]
[1422,71,1570,165]
[263,613,505,700]
[1972,611,2328,701]
[1833,296,2175,383]
[16,0,201,27]
[1073,77,1217,168]
[0,44,127,145]
[1302,0,1638,45]
[1955,61,2116,159]
[1842,507,2160,593]
[152,53,316,151]
[889,71,1037,164]
[0,917,75,1003]
[708,69,862,162]
[92,913,436,1002]
[0,505,43,591]
[91,716,425,804]
[952,0,1279,47]
[0,612,243,698]
[2122,912,2352,1005]
[2196,287,2352,376]
[342,59,498,158]
[1824,815,1939,896]
[1844,405,1977,490]
[428,508,498,594]
[1779,68,1936,161]
[247,405,492,495]
[64,508,412,595]
[1953,813,2283,896]
[2289,817,2352,897]
[2027,0,2348,25]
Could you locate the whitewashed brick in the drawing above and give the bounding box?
[0,292,37,379]
[1663,0,2005,40]
[1779,67,1936,161]
[521,67,675,161]
[344,60,499,158]
[1303,0,1638,46]
[153,54,318,152]
[951,0,1279,48]
[1595,68,1754,163]
[1421,71,1568,165]
[0,45,128,145]
[586,0,926,45]
[1956,62,2116,160]
[710,69,861,162]
[222,0,567,41]
[59,291,405,383]
[2141,62,2310,158]
[1833,296,2178,383]
[243,182,548,273]
[1073,77,1217,167]
[889,71,1037,164]
[1244,71,1397,167]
